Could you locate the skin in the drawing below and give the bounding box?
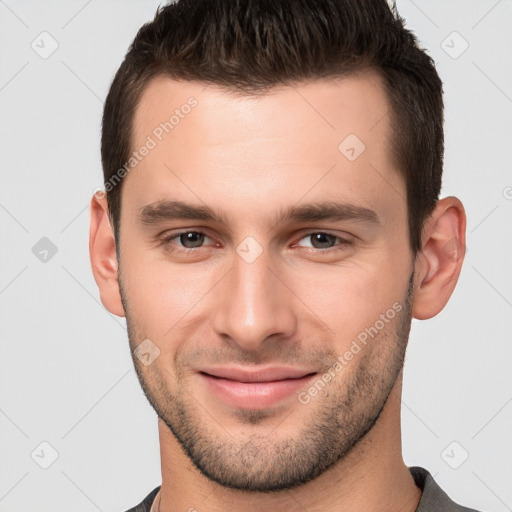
[90,70,466,511]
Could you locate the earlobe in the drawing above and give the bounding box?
[412,196,467,320]
[89,192,126,317]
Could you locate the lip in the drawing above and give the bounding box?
[198,366,317,409]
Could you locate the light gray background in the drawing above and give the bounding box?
[0,1,511,511]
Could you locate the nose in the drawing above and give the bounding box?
[211,245,297,352]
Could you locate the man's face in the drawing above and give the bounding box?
[118,72,414,491]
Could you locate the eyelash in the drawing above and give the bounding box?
[159,230,353,254]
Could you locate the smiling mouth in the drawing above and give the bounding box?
[198,369,318,409]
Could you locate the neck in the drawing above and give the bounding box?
[155,374,421,512]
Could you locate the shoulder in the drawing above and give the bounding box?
[410,466,484,512]
[122,486,161,512]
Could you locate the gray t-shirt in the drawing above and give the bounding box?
[123,466,482,511]
[409,466,481,512]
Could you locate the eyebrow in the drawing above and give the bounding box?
[139,200,380,228]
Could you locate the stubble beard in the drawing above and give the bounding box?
[120,272,414,492]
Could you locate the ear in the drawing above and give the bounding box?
[89,192,125,317]
[412,196,466,320]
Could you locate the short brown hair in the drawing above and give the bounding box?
[101,0,443,256]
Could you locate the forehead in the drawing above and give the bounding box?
[133,70,392,150]
[125,71,405,232]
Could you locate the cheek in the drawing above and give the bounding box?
[289,259,407,341]
[121,248,216,337]
[120,231,410,346]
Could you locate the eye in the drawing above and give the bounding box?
[295,232,352,251]
[159,230,353,255]
[161,231,213,252]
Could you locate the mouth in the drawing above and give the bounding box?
[198,366,318,409]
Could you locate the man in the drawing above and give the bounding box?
[89,0,479,510]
